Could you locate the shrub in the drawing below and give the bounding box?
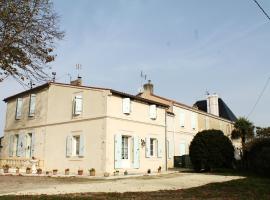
[189,129,235,172]
[244,138,270,176]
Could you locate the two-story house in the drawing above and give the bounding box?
[1,79,168,175]
[0,78,238,174]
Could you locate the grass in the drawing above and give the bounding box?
[1,172,269,200]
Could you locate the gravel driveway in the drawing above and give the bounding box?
[0,173,244,196]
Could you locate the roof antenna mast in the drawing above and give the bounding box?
[140,70,147,86]
[76,64,82,78]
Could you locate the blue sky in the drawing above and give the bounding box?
[0,0,270,135]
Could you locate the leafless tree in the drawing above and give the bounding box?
[0,0,64,85]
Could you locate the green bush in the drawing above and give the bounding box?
[244,138,270,176]
[189,129,235,172]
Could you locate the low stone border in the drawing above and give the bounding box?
[0,170,178,180]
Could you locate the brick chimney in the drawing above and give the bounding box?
[143,80,154,94]
[70,76,82,86]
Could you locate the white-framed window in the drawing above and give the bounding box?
[149,105,157,120]
[150,138,157,157]
[122,98,131,114]
[73,95,83,116]
[73,135,80,156]
[179,110,185,127]
[121,136,129,159]
[15,134,19,156]
[191,113,197,130]
[29,94,36,117]
[66,134,84,157]
[179,143,186,156]
[15,98,23,119]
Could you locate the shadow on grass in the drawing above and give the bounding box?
[1,174,270,200]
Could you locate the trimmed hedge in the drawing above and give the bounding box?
[244,138,270,176]
[189,129,235,172]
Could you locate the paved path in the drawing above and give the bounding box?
[0,173,244,196]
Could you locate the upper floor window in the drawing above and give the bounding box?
[191,113,197,130]
[29,94,36,117]
[15,98,23,119]
[73,95,82,116]
[122,98,131,114]
[149,105,157,120]
[179,110,185,127]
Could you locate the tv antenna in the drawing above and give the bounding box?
[140,71,147,85]
[76,64,82,77]
[28,80,36,89]
[52,72,56,82]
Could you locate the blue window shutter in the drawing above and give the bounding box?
[157,139,163,158]
[74,95,83,115]
[79,134,85,157]
[22,134,27,157]
[17,134,23,157]
[29,94,36,117]
[114,134,122,168]
[122,98,131,114]
[133,136,140,168]
[31,133,35,157]
[16,98,23,119]
[9,135,14,157]
[66,135,72,157]
[145,137,150,158]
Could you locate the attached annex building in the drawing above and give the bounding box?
[0,79,237,175]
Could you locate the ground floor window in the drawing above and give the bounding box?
[73,135,80,156]
[122,136,129,159]
[150,138,157,157]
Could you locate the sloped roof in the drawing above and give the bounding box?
[194,98,237,122]
[3,82,169,108]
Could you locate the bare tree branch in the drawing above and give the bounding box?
[0,0,64,85]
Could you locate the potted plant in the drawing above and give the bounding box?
[3,164,10,173]
[89,168,95,176]
[113,170,119,176]
[78,169,83,175]
[53,169,58,175]
[65,168,70,175]
[147,169,151,174]
[104,172,110,177]
[26,167,31,174]
[124,170,128,175]
[37,168,42,175]
[45,171,50,175]
[16,167,20,174]
[158,166,161,173]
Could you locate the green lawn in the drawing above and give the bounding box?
[1,173,270,200]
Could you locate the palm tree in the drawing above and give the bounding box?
[231,117,255,152]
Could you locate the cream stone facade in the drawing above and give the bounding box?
[0,82,168,175]
[138,81,236,168]
[0,80,237,175]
